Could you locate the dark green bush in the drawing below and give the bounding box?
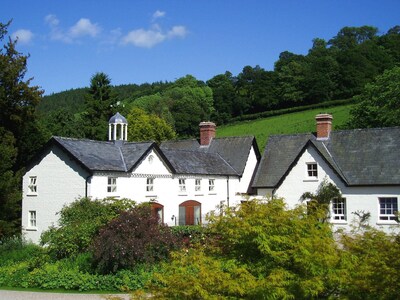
[0,258,156,292]
[41,197,135,259]
[171,225,208,247]
[0,236,45,267]
[91,205,177,273]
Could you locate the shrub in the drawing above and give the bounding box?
[149,248,257,299]
[41,197,135,259]
[91,205,177,273]
[0,259,156,292]
[205,198,347,299]
[171,225,208,248]
[340,228,400,299]
[0,236,45,267]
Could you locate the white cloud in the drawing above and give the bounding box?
[44,15,101,43]
[167,26,188,38]
[11,29,34,44]
[152,10,166,21]
[122,24,188,48]
[45,14,59,27]
[122,28,165,48]
[69,18,101,38]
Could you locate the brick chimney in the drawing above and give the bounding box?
[199,121,216,146]
[315,114,333,140]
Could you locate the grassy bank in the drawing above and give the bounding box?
[217,104,353,150]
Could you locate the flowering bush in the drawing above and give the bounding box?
[91,204,177,273]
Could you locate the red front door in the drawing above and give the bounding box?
[179,200,201,225]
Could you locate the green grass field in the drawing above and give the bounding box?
[217,104,353,150]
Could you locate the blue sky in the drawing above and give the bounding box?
[2,1,399,95]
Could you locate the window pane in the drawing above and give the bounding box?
[379,197,398,221]
[194,206,201,225]
[179,206,186,225]
[307,163,318,177]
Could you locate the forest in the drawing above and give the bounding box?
[1,18,400,298]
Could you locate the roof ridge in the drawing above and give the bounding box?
[268,132,313,138]
[54,136,114,145]
[331,126,400,134]
[214,135,255,139]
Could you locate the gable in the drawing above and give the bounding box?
[25,144,89,182]
[253,127,400,189]
[252,134,312,188]
[132,149,173,175]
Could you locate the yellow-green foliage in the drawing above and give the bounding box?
[340,227,400,299]
[150,249,257,299]
[151,198,348,299]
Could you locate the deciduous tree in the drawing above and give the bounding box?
[345,66,400,128]
[126,107,175,143]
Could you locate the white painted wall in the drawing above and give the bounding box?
[22,145,257,244]
[261,146,400,233]
[89,149,243,226]
[237,145,259,194]
[22,145,89,243]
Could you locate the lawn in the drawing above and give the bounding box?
[217,104,353,150]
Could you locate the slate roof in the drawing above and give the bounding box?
[52,137,154,172]
[162,149,238,176]
[252,127,400,188]
[161,136,260,176]
[49,135,258,177]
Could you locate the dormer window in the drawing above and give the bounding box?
[307,163,318,178]
[28,176,37,195]
[107,177,117,193]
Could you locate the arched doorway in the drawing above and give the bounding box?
[179,200,201,225]
[151,202,164,223]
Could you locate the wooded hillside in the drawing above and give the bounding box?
[38,25,400,139]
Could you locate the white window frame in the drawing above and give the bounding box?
[379,197,398,221]
[179,178,186,193]
[28,176,37,195]
[195,179,201,192]
[146,178,154,192]
[306,162,318,179]
[209,179,215,193]
[107,177,117,193]
[332,198,346,222]
[28,210,37,229]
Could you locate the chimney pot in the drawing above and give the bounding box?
[315,114,333,140]
[199,121,216,146]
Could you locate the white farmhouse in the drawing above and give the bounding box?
[22,113,260,243]
[252,114,400,232]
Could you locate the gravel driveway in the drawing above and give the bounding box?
[0,290,130,300]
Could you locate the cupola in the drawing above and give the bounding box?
[108,112,128,141]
